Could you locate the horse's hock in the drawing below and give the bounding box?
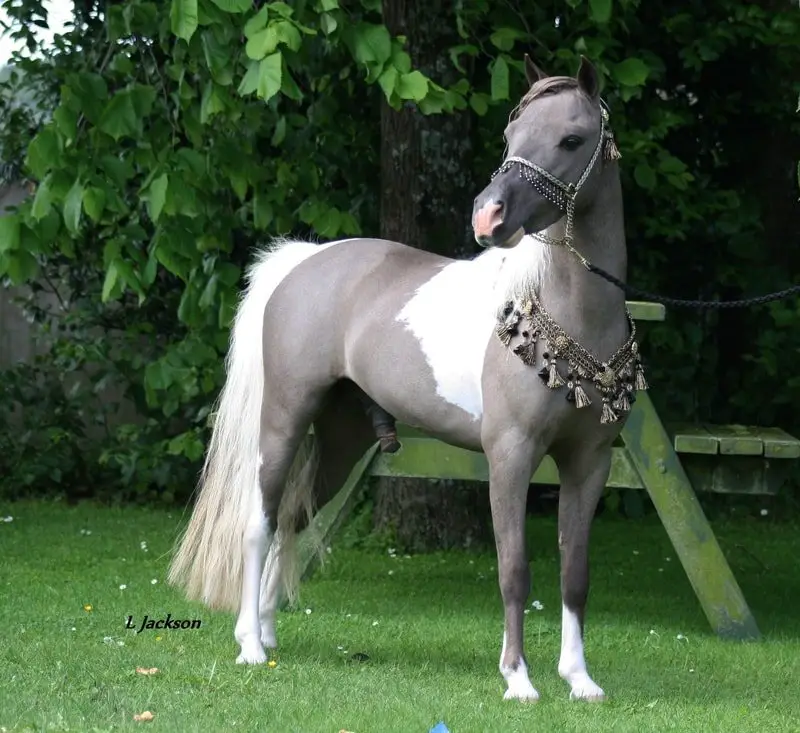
[299,300,800,641]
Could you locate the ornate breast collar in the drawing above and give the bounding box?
[496,290,648,425]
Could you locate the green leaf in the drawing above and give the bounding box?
[171,0,198,42]
[83,187,106,223]
[396,71,428,102]
[31,177,54,221]
[238,60,260,96]
[589,0,612,23]
[613,58,649,87]
[209,0,251,12]
[25,127,60,180]
[102,260,120,302]
[256,53,283,102]
[202,30,234,85]
[469,92,489,116]
[271,116,287,146]
[318,0,338,9]
[0,214,21,254]
[350,23,392,66]
[378,65,398,100]
[244,6,269,37]
[246,25,278,60]
[5,248,38,285]
[254,190,273,230]
[491,56,510,101]
[201,81,227,123]
[53,105,78,143]
[98,91,139,140]
[273,20,302,52]
[148,174,169,223]
[634,162,657,190]
[320,12,337,35]
[489,28,525,52]
[63,180,84,235]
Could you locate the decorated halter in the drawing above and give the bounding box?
[490,101,621,249]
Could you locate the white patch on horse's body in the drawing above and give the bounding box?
[396,236,550,420]
[500,631,540,701]
[558,604,605,701]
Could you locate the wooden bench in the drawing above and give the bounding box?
[296,301,800,642]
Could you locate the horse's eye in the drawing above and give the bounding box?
[560,135,584,151]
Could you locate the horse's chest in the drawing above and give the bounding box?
[396,261,498,421]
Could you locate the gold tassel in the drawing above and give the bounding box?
[574,383,592,409]
[612,392,630,413]
[600,400,618,424]
[547,362,565,389]
[604,135,621,161]
[634,363,648,391]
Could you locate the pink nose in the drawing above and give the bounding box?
[473,201,504,238]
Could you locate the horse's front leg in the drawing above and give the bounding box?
[552,443,611,701]
[485,430,542,702]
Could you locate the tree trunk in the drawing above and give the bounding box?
[373,0,491,552]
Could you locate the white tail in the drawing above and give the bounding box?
[168,239,340,612]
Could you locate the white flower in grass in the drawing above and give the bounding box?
[372,620,379,627]
[151,579,158,585]
[388,570,394,576]
[531,600,544,611]
[305,608,312,615]
[633,550,639,555]
[71,627,76,632]
[119,584,127,590]
[524,609,530,615]
[760,509,768,516]
[2,516,13,523]
[80,529,91,535]
[676,634,688,642]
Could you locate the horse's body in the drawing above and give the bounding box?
[169,57,633,702]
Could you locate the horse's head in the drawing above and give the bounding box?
[472,56,609,249]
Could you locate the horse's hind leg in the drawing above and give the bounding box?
[552,442,611,701]
[257,380,375,642]
[235,393,321,664]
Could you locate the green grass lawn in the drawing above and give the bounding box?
[1,500,800,732]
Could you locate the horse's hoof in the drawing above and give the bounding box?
[236,641,267,665]
[503,687,540,703]
[569,684,606,702]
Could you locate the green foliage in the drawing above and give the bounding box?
[0,0,798,502]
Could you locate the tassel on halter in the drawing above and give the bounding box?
[513,340,537,366]
[603,133,621,162]
[547,362,565,389]
[612,391,630,413]
[600,399,618,424]
[635,362,648,391]
[573,382,591,408]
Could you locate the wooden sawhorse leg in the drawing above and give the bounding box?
[622,392,760,640]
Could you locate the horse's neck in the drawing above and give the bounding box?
[538,165,629,349]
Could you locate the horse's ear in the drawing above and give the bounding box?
[576,55,600,99]
[524,54,548,86]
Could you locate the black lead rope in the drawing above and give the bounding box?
[585,261,800,310]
